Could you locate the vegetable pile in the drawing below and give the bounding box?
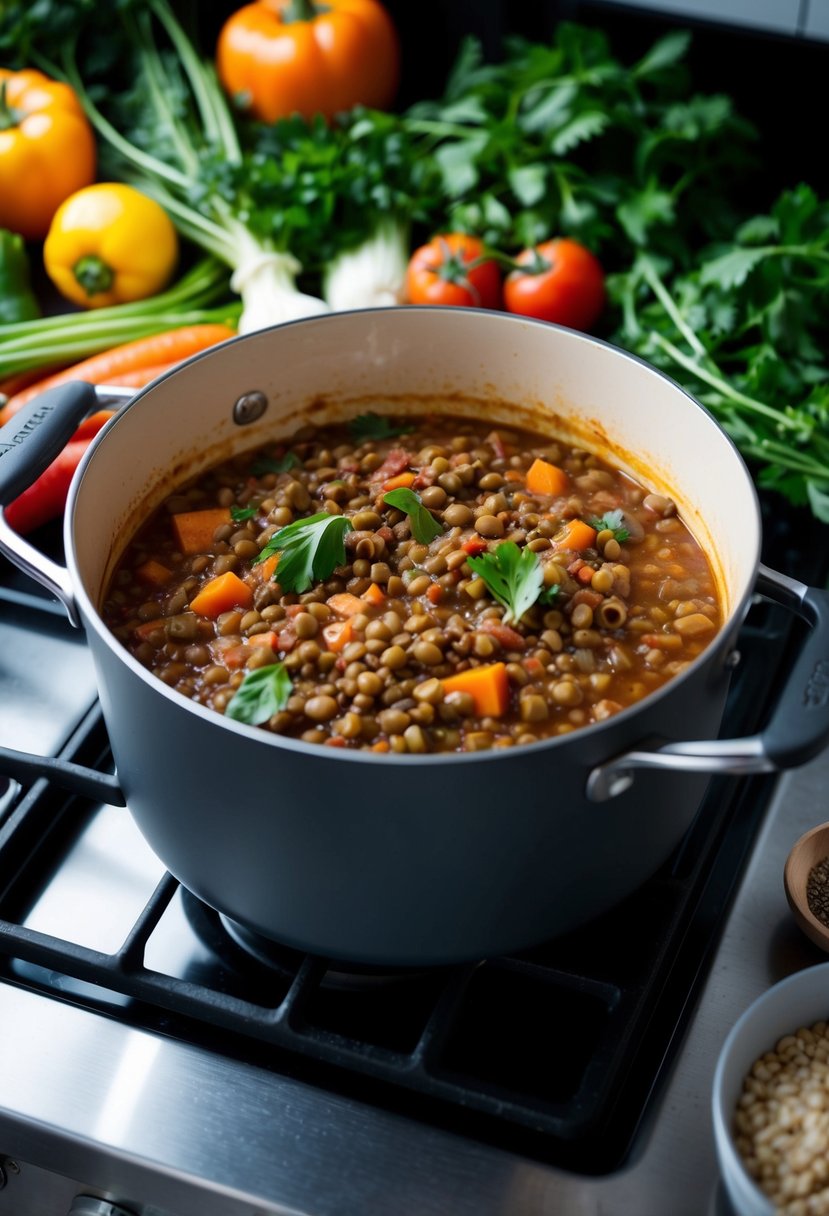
[0,2,828,526]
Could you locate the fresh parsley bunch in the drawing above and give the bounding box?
[611,184,829,520]
[404,24,756,266]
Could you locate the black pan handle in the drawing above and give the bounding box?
[0,747,125,806]
[587,564,829,801]
[0,381,133,625]
[0,381,100,503]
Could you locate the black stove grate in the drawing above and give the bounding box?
[0,497,826,1175]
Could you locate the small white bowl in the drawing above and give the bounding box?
[712,962,829,1216]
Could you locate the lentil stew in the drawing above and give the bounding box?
[102,412,722,754]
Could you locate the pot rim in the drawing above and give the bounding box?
[64,305,762,767]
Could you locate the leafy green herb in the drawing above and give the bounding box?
[405,24,756,258]
[466,541,546,623]
[589,509,630,542]
[382,487,443,544]
[609,184,829,520]
[256,512,353,593]
[230,504,257,522]
[226,664,292,726]
[348,413,416,442]
[252,452,301,475]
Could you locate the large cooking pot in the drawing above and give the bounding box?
[1,307,828,966]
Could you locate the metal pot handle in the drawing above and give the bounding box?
[0,381,133,625]
[587,564,829,801]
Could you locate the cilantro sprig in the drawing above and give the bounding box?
[252,452,302,475]
[348,413,416,443]
[226,664,292,727]
[382,487,444,544]
[256,512,353,593]
[230,504,257,523]
[466,541,556,623]
[589,509,630,542]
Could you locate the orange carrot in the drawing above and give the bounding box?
[553,519,597,552]
[135,559,173,588]
[246,631,279,651]
[426,582,443,605]
[258,553,279,581]
[322,618,355,652]
[442,661,509,717]
[0,324,236,425]
[0,365,63,403]
[361,582,386,606]
[189,571,254,618]
[71,409,116,441]
[382,471,416,492]
[133,619,166,641]
[503,469,525,483]
[171,507,232,554]
[526,458,569,496]
[328,592,368,618]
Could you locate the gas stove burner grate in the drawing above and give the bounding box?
[184,887,429,992]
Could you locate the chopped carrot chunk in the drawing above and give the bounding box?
[133,618,166,641]
[246,631,279,651]
[171,507,231,555]
[553,519,597,552]
[441,661,509,717]
[361,582,386,606]
[526,458,569,497]
[322,618,355,652]
[382,471,416,492]
[189,571,254,618]
[134,559,173,588]
[328,592,367,618]
[258,553,278,581]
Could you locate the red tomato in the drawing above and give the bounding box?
[405,234,502,309]
[503,238,606,331]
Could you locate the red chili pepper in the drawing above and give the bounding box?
[3,410,112,535]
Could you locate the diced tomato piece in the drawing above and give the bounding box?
[480,619,526,650]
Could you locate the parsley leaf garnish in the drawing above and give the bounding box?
[226,664,293,726]
[588,509,630,542]
[382,487,444,544]
[256,512,353,593]
[466,541,546,623]
[348,413,415,442]
[230,504,257,522]
[252,452,301,475]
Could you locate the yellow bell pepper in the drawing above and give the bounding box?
[0,68,97,241]
[43,182,179,309]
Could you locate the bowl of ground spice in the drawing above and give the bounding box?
[712,962,829,1215]
[784,823,829,953]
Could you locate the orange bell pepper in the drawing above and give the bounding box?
[0,68,96,240]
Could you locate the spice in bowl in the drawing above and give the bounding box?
[733,1019,829,1213]
[807,858,829,930]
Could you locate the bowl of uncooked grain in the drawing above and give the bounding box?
[784,822,829,953]
[712,961,829,1216]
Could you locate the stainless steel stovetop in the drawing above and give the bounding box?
[0,748,825,1216]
